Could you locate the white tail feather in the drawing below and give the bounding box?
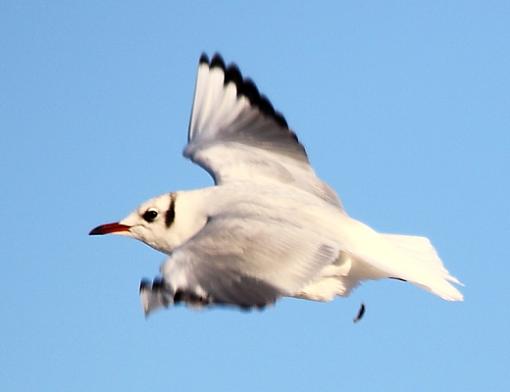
[297,223,464,303]
[381,234,464,301]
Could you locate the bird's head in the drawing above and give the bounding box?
[89,192,189,254]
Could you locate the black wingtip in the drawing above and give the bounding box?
[152,277,164,290]
[258,95,276,117]
[199,53,209,65]
[224,64,243,87]
[210,53,225,70]
[239,78,261,105]
[198,52,292,132]
[274,111,288,128]
[139,279,150,292]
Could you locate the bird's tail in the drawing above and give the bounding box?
[380,234,464,301]
[296,217,464,302]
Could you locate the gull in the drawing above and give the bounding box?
[90,53,463,316]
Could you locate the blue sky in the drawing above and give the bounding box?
[1,1,509,391]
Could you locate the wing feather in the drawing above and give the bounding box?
[185,53,342,208]
[160,212,341,308]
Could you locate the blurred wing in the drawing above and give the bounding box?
[185,53,342,208]
[160,213,341,308]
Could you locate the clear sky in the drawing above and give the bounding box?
[1,1,509,391]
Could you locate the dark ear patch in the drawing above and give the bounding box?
[165,193,176,227]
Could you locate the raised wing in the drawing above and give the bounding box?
[185,53,342,207]
[158,211,341,310]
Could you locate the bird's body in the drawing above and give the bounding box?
[90,53,463,315]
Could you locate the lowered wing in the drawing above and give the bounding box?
[151,207,342,312]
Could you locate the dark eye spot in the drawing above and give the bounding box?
[142,208,158,223]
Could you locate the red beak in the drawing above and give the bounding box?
[89,222,131,235]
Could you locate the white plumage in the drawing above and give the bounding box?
[90,53,463,316]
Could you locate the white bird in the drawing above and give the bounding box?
[90,53,463,316]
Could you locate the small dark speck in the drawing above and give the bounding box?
[353,303,366,323]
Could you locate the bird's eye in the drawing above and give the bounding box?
[142,208,159,223]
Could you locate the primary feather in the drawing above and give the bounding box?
[185,53,342,207]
